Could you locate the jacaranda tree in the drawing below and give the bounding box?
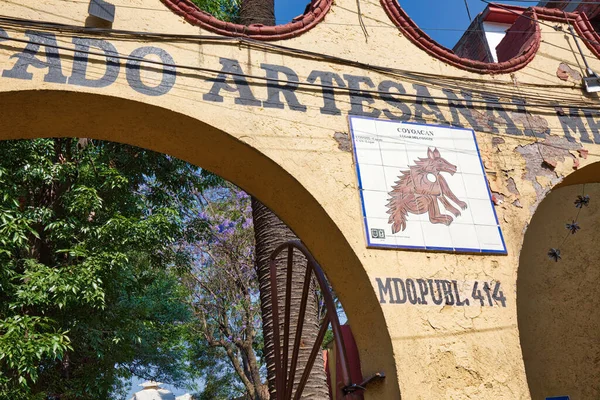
[185,184,269,400]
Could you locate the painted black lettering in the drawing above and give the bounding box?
[405,279,418,305]
[441,280,455,306]
[558,107,593,143]
[442,89,484,130]
[392,278,407,304]
[375,278,505,307]
[376,278,396,304]
[416,278,429,305]
[452,280,469,306]
[126,46,175,96]
[343,74,382,118]
[428,279,444,305]
[511,98,547,138]
[261,64,306,111]
[203,58,260,106]
[68,37,120,88]
[306,70,346,115]
[2,30,67,83]
[378,80,411,121]
[582,109,600,144]
[482,93,521,136]
[413,84,449,125]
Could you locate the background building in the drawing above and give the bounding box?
[130,382,194,400]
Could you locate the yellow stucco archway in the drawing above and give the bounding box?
[0,88,400,398]
[6,0,600,397]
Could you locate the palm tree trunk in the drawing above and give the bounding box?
[240,0,275,26]
[241,2,328,397]
[251,199,329,400]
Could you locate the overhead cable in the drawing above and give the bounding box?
[464,0,473,22]
[0,15,599,111]
[0,13,586,92]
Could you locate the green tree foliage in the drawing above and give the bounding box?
[186,341,245,400]
[0,139,205,399]
[189,0,240,22]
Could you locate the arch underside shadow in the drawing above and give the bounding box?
[518,163,600,399]
[0,89,400,399]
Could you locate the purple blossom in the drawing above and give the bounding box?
[198,210,209,220]
[217,219,235,234]
[236,190,250,200]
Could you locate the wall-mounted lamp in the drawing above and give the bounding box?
[88,0,115,23]
[583,70,600,93]
[568,26,600,94]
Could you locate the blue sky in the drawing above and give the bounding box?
[276,0,532,48]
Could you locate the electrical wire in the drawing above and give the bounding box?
[355,0,370,40]
[504,0,600,3]
[4,31,600,160]
[7,0,600,54]
[464,0,473,22]
[2,4,600,173]
[45,42,587,134]
[0,18,547,87]
[50,0,600,34]
[549,184,588,262]
[45,0,600,42]
[0,13,596,109]
[2,28,597,112]
[0,13,572,92]
[3,10,600,152]
[0,33,559,111]
[1,34,598,160]
[318,23,588,33]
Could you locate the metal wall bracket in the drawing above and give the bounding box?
[342,372,386,395]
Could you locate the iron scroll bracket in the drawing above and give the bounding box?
[342,372,386,395]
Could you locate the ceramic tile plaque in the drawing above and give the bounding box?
[349,116,506,254]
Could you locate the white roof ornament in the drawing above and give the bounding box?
[140,381,163,388]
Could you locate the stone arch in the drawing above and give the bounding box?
[0,89,400,399]
[518,162,600,399]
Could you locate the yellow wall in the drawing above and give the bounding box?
[519,181,600,400]
[1,0,600,398]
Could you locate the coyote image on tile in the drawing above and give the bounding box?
[387,147,468,233]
